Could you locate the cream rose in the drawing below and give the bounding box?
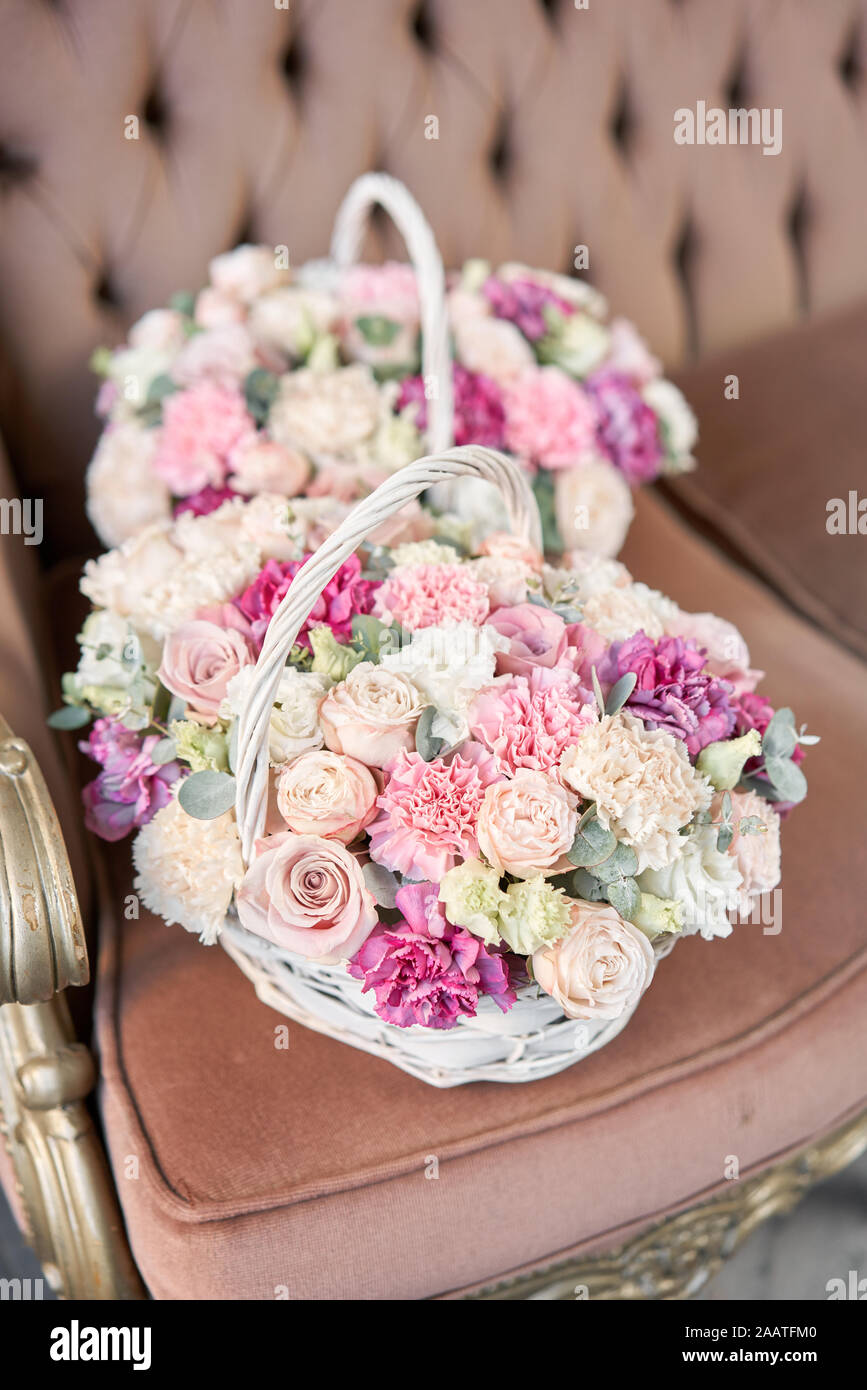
[477,770,577,878]
[236,832,377,961]
[532,899,654,1020]
[453,314,535,383]
[554,457,635,558]
[158,619,253,721]
[277,750,379,843]
[230,439,311,497]
[208,244,290,303]
[268,365,382,458]
[560,712,712,873]
[85,420,171,547]
[319,662,426,768]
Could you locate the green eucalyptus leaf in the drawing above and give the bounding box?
[177,770,237,820]
[355,315,402,347]
[567,815,617,868]
[150,736,178,766]
[571,868,608,902]
[716,824,734,853]
[169,290,196,317]
[362,861,401,909]
[592,841,639,883]
[606,877,641,921]
[762,707,798,759]
[765,754,808,804]
[736,815,767,836]
[47,705,92,731]
[590,665,606,718]
[604,671,637,716]
[415,706,446,763]
[244,367,280,425]
[144,373,178,408]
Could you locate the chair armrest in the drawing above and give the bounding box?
[0,712,88,1005]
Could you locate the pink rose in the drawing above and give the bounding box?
[236,832,377,961]
[158,619,254,721]
[477,770,577,877]
[477,531,544,572]
[276,751,379,844]
[533,899,654,1020]
[319,662,426,768]
[229,439,311,498]
[486,602,573,678]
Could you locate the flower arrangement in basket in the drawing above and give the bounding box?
[52,446,816,1086]
[85,174,696,559]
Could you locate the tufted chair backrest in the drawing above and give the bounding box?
[1,0,866,560]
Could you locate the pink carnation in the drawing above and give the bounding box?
[503,367,597,469]
[80,718,182,842]
[235,553,377,650]
[470,668,596,776]
[153,382,255,497]
[396,364,506,449]
[374,563,489,631]
[368,743,504,881]
[348,881,516,1030]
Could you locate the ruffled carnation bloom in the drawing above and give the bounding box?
[235,553,377,650]
[236,832,377,961]
[712,789,781,913]
[533,899,655,1020]
[276,750,379,844]
[396,364,506,449]
[153,382,255,496]
[470,668,596,776]
[503,367,597,469]
[368,743,504,881]
[158,619,254,721]
[268,365,382,457]
[637,823,742,940]
[319,662,426,768]
[85,421,170,547]
[80,718,182,842]
[482,273,574,341]
[580,580,679,642]
[559,712,713,873]
[133,797,244,944]
[477,769,578,877]
[598,631,736,757]
[348,881,515,1029]
[374,562,489,631]
[498,876,573,956]
[173,483,242,519]
[584,369,664,484]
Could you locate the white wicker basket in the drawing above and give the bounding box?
[219,178,671,1088]
[223,439,672,1087]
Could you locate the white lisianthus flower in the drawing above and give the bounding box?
[581,579,680,642]
[638,823,743,940]
[380,621,509,745]
[560,712,713,873]
[553,457,635,557]
[86,421,171,547]
[222,665,330,767]
[133,797,244,944]
[641,378,698,473]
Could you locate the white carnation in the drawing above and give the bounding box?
[85,421,171,547]
[133,797,245,944]
[638,823,743,940]
[581,579,679,641]
[381,621,509,744]
[268,365,382,457]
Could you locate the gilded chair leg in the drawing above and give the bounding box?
[0,995,146,1299]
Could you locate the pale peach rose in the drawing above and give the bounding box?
[713,790,781,912]
[319,662,426,768]
[208,244,290,303]
[477,770,577,878]
[248,286,338,356]
[466,555,530,609]
[230,439,311,497]
[477,530,544,572]
[171,323,258,388]
[158,619,253,721]
[454,314,535,383]
[554,457,635,558]
[128,308,187,353]
[533,899,654,1020]
[236,832,377,961]
[276,750,379,844]
[194,287,247,328]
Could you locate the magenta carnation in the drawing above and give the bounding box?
[173,483,240,518]
[396,364,506,448]
[153,381,255,496]
[80,718,182,842]
[470,667,596,776]
[348,881,516,1029]
[368,743,503,881]
[374,562,489,631]
[482,274,573,342]
[584,369,664,484]
[235,553,377,650]
[598,631,736,757]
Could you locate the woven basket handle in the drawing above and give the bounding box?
[329,172,453,453]
[234,445,542,859]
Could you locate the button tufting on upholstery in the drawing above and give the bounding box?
[93,271,123,313]
[142,80,170,141]
[608,78,635,162]
[281,29,309,102]
[409,0,436,52]
[488,111,512,181]
[787,183,810,314]
[723,46,750,108]
[837,24,863,93]
[0,143,37,188]
[673,216,699,358]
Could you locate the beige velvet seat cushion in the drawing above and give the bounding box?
[93,492,867,1301]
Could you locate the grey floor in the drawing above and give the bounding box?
[1,1150,865,1301]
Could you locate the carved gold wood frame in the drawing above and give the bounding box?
[0,712,864,1301]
